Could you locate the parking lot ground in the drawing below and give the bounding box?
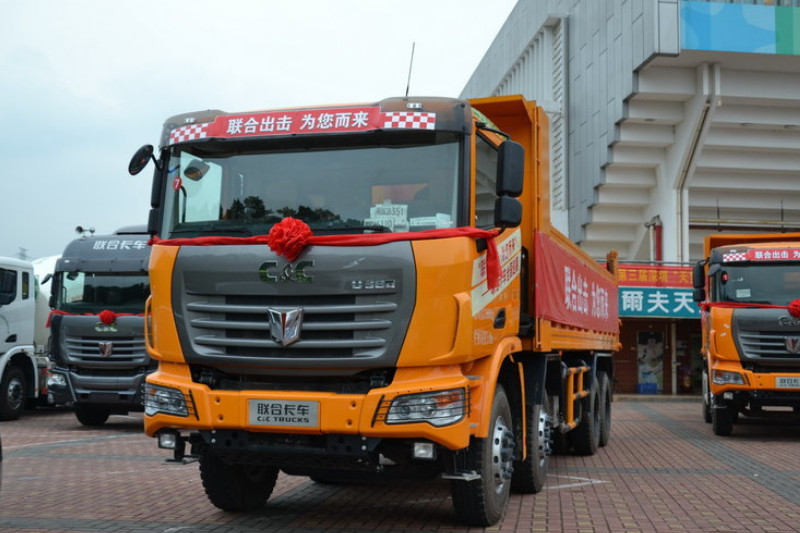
[2,399,800,533]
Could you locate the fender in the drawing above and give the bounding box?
[464,336,522,438]
[0,345,39,393]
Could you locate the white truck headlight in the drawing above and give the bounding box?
[144,383,188,417]
[47,372,67,388]
[384,388,467,427]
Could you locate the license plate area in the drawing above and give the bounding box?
[775,377,800,389]
[248,399,319,428]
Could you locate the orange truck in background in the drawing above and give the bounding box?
[694,233,800,436]
[129,95,619,526]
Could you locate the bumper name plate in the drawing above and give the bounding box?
[248,399,319,427]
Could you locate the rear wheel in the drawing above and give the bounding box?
[199,447,278,512]
[511,395,549,494]
[75,404,111,427]
[571,376,600,456]
[451,384,514,526]
[0,366,26,421]
[597,371,611,447]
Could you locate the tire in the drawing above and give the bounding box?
[712,404,734,436]
[0,366,27,421]
[74,404,111,427]
[702,370,712,424]
[571,376,600,456]
[597,371,611,447]
[199,447,278,512]
[451,384,514,526]
[511,394,549,494]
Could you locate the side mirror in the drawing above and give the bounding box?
[496,141,524,197]
[129,145,154,175]
[692,261,706,289]
[184,159,210,181]
[494,196,522,229]
[693,288,706,303]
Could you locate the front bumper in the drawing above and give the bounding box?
[48,367,151,409]
[143,369,475,451]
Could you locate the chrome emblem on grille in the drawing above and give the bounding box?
[785,337,800,354]
[259,261,314,283]
[268,308,303,346]
[98,342,114,357]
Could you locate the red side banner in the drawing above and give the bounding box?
[534,231,619,334]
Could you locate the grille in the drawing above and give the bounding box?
[187,294,397,359]
[64,335,147,363]
[738,331,800,363]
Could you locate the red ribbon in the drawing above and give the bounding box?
[46,309,142,328]
[150,218,502,290]
[700,299,800,318]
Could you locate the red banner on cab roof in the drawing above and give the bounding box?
[723,248,800,263]
[169,107,437,144]
[534,232,619,334]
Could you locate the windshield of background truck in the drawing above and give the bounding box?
[714,264,800,306]
[56,272,149,314]
[161,133,462,238]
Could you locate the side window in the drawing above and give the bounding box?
[22,272,29,299]
[475,134,498,228]
[0,268,17,305]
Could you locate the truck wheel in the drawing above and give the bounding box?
[511,395,549,494]
[0,366,27,421]
[702,370,712,423]
[712,405,734,436]
[451,384,514,526]
[75,405,111,427]
[571,376,600,456]
[598,371,611,447]
[199,447,278,512]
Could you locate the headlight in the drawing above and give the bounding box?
[712,370,745,385]
[47,372,67,388]
[144,383,188,417]
[384,388,467,427]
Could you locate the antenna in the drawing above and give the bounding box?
[405,42,416,98]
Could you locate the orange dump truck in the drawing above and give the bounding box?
[129,95,619,525]
[694,233,800,436]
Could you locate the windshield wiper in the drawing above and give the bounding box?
[314,224,392,234]
[170,226,253,236]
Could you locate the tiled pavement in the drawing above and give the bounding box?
[1,399,800,533]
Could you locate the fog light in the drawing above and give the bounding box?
[413,442,436,460]
[47,372,67,388]
[158,431,178,449]
[723,392,734,400]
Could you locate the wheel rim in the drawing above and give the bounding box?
[490,415,514,494]
[535,407,549,467]
[7,376,24,411]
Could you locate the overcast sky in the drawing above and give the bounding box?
[0,0,517,261]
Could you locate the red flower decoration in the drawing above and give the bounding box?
[789,299,800,318]
[98,309,117,325]
[267,217,312,261]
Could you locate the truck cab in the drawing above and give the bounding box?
[0,257,51,420]
[694,233,800,435]
[47,226,152,426]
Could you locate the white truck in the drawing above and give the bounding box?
[0,257,51,420]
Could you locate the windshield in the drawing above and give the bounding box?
[714,264,800,306]
[56,272,150,314]
[160,133,462,238]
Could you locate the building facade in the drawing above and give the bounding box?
[462,0,800,393]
